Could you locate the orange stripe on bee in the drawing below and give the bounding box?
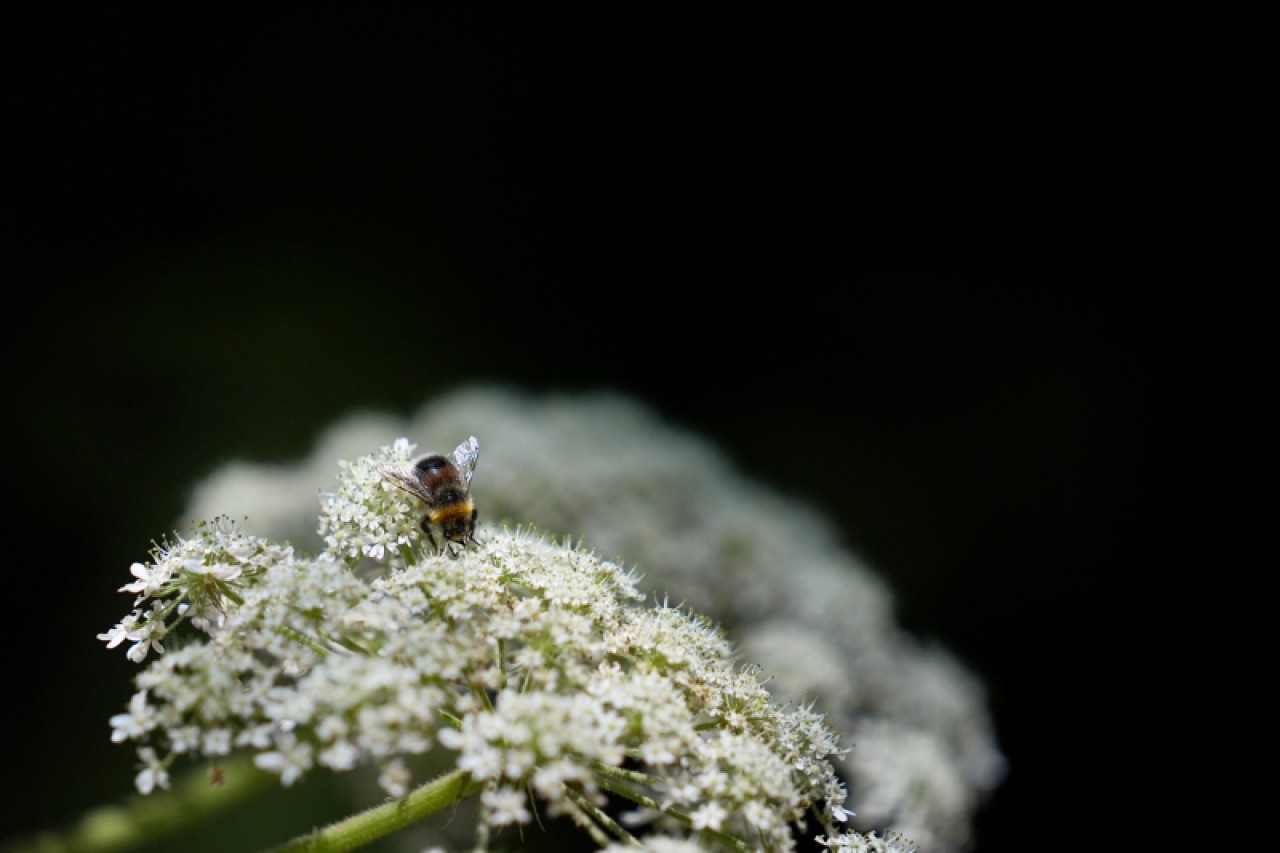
[431,501,474,523]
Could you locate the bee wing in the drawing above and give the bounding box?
[450,435,480,483]
[378,464,435,504]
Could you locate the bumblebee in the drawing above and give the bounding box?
[380,436,480,554]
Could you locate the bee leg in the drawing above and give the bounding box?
[468,508,481,546]
[420,517,440,554]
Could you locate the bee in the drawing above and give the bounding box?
[379,436,481,555]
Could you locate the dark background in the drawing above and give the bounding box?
[5,9,1165,852]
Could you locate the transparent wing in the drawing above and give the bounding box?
[378,465,434,504]
[450,435,480,483]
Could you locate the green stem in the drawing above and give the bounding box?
[265,769,480,853]
[560,785,639,848]
[497,638,507,692]
[593,762,658,787]
[594,775,750,853]
[275,625,331,657]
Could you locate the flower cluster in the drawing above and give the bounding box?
[103,441,883,851]
[317,436,420,564]
[98,517,295,663]
[184,387,1005,850]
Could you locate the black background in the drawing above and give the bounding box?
[5,9,1165,852]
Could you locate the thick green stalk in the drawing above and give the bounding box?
[265,769,479,853]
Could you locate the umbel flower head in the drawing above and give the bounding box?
[184,387,1004,851]
[100,439,901,852]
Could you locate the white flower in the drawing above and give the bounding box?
[377,757,411,797]
[125,619,165,663]
[119,562,160,595]
[97,612,141,650]
[689,800,727,831]
[318,739,360,771]
[134,747,169,795]
[109,690,154,743]
[481,786,531,826]
[182,558,242,581]
[202,728,232,756]
[254,732,314,786]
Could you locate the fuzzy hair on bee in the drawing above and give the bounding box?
[379,436,480,555]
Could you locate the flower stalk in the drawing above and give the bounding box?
[267,769,479,853]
